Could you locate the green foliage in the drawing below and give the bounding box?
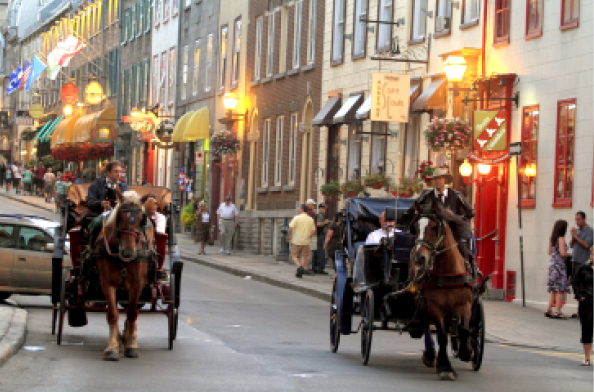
[181,201,198,228]
[320,181,341,200]
[340,180,366,196]
[363,172,391,188]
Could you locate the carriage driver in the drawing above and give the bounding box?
[86,161,129,246]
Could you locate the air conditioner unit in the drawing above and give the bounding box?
[436,16,451,32]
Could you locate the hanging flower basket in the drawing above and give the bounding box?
[363,172,391,190]
[340,180,366,198]
[321,181,341,202]
[51,144,114,162]
[390,177,424,198]
[423,117,472,152]
[210,129,241,156]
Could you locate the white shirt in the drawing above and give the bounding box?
[217,203,238,219]
[434,188,449,204]
[150,212,167,234]
[365,227,402,245]
[199,211,210,223]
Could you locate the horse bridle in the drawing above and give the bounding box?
[411,212,448,274]
[102,206,150,262]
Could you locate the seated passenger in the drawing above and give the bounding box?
[144,195,167,234]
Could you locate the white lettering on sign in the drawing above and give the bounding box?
[477,139,488,148]
[487,128,505,150]
[475,117,490,132]
[494,117,505,126]
[486,128,497,137]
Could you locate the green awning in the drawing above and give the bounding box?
[40,116,64,142]
[33,122,51,141]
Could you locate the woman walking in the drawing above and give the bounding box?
[22,166,33,196]
[43,167,56,203]
[5,163,11,192]
[11,162,21,194]
[324,212,345,272]
[546,220,572,319]
[195,201,210,255]
[572,247,593,366]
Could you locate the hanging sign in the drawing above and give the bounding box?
[473,110,508,152]
[61,83,79,105]
[195,150,205,166]
[84,81,104,105]
[29,93,44,119]
[90,125,115,147]
[371,73,410,123]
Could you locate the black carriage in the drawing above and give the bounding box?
[50,184,183,350]
[330,197,485,370]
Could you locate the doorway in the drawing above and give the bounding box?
[325,125,341,217]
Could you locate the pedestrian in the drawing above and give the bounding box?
[63,169,74,183]
[306,199,318,271]
[216,195,238,255]
[0,162,5,187]
[312,203,330,274]
[54,172,66,214]
[22,166,33,196]
[34,163,46,196]
[143,195,167,234]
[287,204,316,278]
[43,167,56,203]
[11,162,21,194]
[324,212,345,272]
[572,247,593,366]
[4,163,11,192]
[195,201,210,255]
[570,211,594,279]
[545,219,572,319]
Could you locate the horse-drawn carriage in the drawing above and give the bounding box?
[51,184,183,357]
[330,197,486,379]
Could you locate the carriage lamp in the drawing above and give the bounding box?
[459,159,473,177]
[64,105,73,116]
[444,56,467,83]
[524,163,537,177]
[223,92,239,112]
[478,163,491,175]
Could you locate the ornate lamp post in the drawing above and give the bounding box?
[217,93,247,200]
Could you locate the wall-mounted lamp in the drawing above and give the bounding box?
[64,105,73,116]
[478,163,491,175]
[444,56,467,83]
[524,163,537,177]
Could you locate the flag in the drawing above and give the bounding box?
[6,70,17,95]
[19,60,30,91]
[25,56,47,92]
[47,36,83,80]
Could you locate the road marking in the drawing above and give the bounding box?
[517,349,584,361]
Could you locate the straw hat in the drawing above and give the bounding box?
[306,199,316,206]
[428,167,453,183]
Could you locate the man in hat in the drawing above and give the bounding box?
[217,195,238,255]
[313,203,331,274]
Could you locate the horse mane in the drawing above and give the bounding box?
[437,220,467,274]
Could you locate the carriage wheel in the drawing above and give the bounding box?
[471,298,485,371]
[360,290,374,365]
[57,267,68,345]
[167,275,176,350]
[329,280,340,353]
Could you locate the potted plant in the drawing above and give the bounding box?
[320,181,341,202]
[423,117,472,152]
[341,180,366,198]
[180,202,198,231]
[210,129,241,156]
[390,177,424,198]
[363,172,391,190]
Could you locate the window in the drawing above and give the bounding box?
[266,12,275,77]
[185,0,191,8]
[130,66,136,109]
[377,0,393,51]
[402,118,419,178]
[331,0,345,64]
[435,0,451,33]
[352,0,367,58]
[255,16,263,80]
[293,1,302,68]
[231,17,241,85]
[17,227,52,252]
[275,116,284,185]
[219,25,228,89]
[561,0,579,29]
[145,0,151,32]
[347,125,362,180]
[370,123,387,174]
[279,6,288,73]
[553,99,576,208]
[130,4,136,40]
[163,0,170,22]
[288,113,298,185]
[411,0,427,42]
[262,118,271,186]
[160,52,167,107]
[152,55,159,105]
[526,0,543,38]
[520,106,539,208]
[181,45,188,100]
[307,0,316,64]
[205,34,213,92]
[168,47,176,106]
[122,10,129,44]
[138,0,144,36]
[155,0,162,26]
[0,224,15,248]
[494,0,511,44]
[172,0,178,17]
[120,71,126,115]
[193,41,200,96]
[462,0,480,24]
[144,58,150,103]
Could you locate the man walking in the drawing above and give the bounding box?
[217,195,238,255]
[570,211,593,278]
[34,163,46,196]
[313,203,330,274]
[306,199,318,271]
[287,204,316,278]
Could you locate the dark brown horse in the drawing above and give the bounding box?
[410,198,474,380]
[95,190,155,361]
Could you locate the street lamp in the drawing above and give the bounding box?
[478,163,491,175]
[64,105,73,116]
[223,92,239,113]
[524,163,536,177]
[444,56,467,83]
[459,159,473,177]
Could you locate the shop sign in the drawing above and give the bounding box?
[467,151,511,164]
[84,81,104,105]
[91,125,115,147]
[15,116,34,125]
[29,104,44,119]
[371,73,410,123]
[195,150,205,166]
[473,110,507,152]
[61,83,79,105]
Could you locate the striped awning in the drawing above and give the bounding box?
[39,116,64,142]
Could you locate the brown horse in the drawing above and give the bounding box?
[95,190,155,361]
[410,198,474,380]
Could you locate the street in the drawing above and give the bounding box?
[0,198,591,391]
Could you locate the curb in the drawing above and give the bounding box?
[0,308,27,367]
[180,254,578,353]
[0,193,54,213]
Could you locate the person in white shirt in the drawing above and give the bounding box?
[217,196,238,255]
[195,201,210,255]
[365,212,401,245]
[144,196,167,234]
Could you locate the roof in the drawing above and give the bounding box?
[343,197,415,226]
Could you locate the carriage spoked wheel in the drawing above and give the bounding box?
[360,290,374,365]
[57,267,68,346]
[470,298,485,371]
[329,280,340,353]
[167,274,177,350]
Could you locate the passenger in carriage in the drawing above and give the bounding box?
[143,195,167,234]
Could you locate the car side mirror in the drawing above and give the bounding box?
[45,242,55,252]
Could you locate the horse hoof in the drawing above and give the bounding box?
[438,371,456,381]
[125,348,139,358]
[422,349,436,368]
[458,347,473,362]
[103,351,121,361]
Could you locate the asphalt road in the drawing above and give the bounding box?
[0,197,591,391]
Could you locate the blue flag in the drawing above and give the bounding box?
[6,67,21,94]
[6,70,17,94]
[25,56,47,92]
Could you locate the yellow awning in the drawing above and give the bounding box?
[51,115,80,148]
[183,107,210,141]
[72,107,116,144]
[171,111,195,143]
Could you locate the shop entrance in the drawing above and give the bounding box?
[325,125,341,217]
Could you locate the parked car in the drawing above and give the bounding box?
[0,214,70,300]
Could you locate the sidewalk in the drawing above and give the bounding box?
[0,305,27,367]
[0,190,584,354]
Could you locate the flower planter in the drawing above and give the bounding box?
[370,183,383,190]
[345,191,358,198]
